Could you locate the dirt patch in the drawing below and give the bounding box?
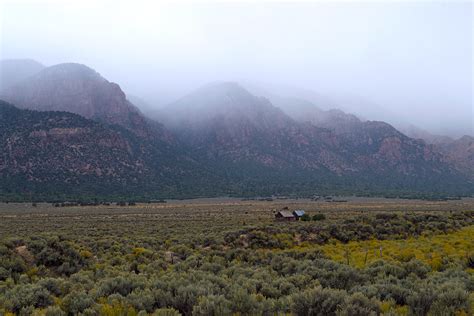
[15,245,35,264]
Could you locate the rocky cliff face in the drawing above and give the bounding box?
[161,82,469,194]
[265,92,468,177]
[162,82,350,172]
[435,136,474,177]
[395,122,473,178]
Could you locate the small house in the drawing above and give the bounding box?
[275,210,296,221]
[293,210,305,219]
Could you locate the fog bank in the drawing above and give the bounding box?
[1,0,472,137]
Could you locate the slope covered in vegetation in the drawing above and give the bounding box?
[0,101,223,200]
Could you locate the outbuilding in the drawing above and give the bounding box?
[293,210,305,219]
[275,210,296,221]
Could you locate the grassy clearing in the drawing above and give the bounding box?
[319,226,474,270]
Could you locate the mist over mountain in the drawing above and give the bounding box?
[436,136,474,176]
[1,60,472,199]
[162,82,293,130]
[242,82,473,140]
[2,1,471,138]
[0,59,45,92]
[159,81,472,196]
[0,63,169,140]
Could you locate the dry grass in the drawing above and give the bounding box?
[0,197,472,241]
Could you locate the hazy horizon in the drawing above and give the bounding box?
[1,0,472,137]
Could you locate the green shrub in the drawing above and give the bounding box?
[291,286,346,316]
[429,284,469,316]
[19,306,34,316]
[127,289,156,313]
[29,236,86,275]
[44,305,67,316]
[97,276,143,297]
[301,214,311,221]
[192,295,231,316]
[312,214,326,221]
[0,267,9,281]
[152,308,181,316]
[1,284,53,313]
[171,284,208,315]
[407,287,436,316]
[38,277,64,296]
[229,288,258,314]
[62,290,94,314]
[338,292,380,316]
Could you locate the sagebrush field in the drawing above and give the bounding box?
[0,198,473,315]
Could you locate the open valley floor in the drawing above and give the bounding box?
[0,198,473,315]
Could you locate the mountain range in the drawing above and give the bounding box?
[0,59,472,200]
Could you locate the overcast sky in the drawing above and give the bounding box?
[1,0,472,137]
